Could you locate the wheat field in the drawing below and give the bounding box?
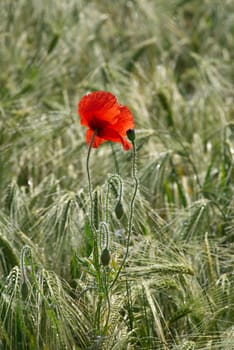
[0,1,233,349]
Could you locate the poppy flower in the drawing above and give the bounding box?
[78,91,134,150]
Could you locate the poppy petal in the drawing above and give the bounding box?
[78,91,120,129]
[78,91,135,150]
[86,129,106,148]
[112,106,134,135]
[98,127,132,150]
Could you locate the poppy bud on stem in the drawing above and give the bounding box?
[105,174,123,224]
[126,128,135,142]
[110,132,139,289]
[115,201,124,219]
[101,247,111,266]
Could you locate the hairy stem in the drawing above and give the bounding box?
[86,131,100,271]
[110,140,138,289]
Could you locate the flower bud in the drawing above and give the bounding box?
[126,129,135,142]
[101,247,111,266]
[115,201,124,219]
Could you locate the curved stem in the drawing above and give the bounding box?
[99,221,109,248]
[105,174,123,224]
[86,131,96,225]
[86,130,99,269]
[103,269,111,333]
[110,140,138,289]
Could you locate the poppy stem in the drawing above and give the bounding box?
[110,139,138,289]
[105,174,123,224]
[86,130,99,269]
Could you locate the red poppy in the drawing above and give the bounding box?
[78,91,134,150]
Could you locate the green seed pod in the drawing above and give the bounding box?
[101,247,111,266]
[126,129,135,142]
[115,201,124,219]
